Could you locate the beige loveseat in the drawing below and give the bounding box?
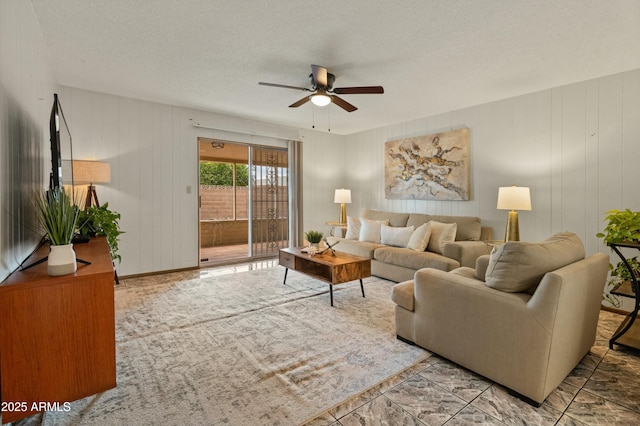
[391,232,609,405]
[326,209,493,282]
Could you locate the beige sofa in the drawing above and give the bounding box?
[391,232,609,405]
[326,209,493,282]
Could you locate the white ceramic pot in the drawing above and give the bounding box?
[48,244,77,276]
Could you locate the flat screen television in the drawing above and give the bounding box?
[49,93,73,191]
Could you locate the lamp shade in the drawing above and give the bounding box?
[497,186,531,211]
[334,188,352,204]
[63,160,111,185]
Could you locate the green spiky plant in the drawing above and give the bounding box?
[35,187,80,245]
[304,230,323,244]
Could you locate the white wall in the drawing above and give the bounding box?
[299,129,348,234]
[344,69,640,309]
[345,69,640,252]
[57,68,640,290]
[58,86,345,276]
[0,0,58,282]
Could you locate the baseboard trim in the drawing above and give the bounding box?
[119,266,199,280]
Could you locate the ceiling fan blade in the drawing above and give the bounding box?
[259,82,311,92]
[289,96,311,108]
[311,64,328,87]
[332,86,384,94]
[331,95,357,112]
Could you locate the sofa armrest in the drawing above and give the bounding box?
[391,280,414,311]
[443,241,492,268]
[474,255,491,281]
[412,268,553,401]
[528,253,608,344]
[413,268,540,345]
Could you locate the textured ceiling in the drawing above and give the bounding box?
[31,0,640,135]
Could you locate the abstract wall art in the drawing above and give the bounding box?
[385,128,470,201]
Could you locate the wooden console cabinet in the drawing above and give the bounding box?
[0,237,116,423]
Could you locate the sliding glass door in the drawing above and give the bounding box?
[249,146,289,258]
[198,139,289,265]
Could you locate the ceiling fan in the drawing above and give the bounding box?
[258,64,384,112]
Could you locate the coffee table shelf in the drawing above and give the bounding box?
[279,247,371,306]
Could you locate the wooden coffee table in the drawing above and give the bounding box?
[279,247,371,306]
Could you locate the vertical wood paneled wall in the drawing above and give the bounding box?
[58,87,345,276]
[343,69,640,270]
[0,0,57,282]
[57,69,640,281]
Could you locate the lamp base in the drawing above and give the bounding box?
[339,203,347,224]
[84,184,100,210]
[504,210,520,242]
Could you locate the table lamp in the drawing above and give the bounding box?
[70,160,111,210]
[334,188,352,224]
[497,185,531,242]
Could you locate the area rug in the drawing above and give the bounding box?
[42,267,427,425]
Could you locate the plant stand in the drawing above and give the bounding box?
[609,242,640,351]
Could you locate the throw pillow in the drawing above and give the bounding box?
[485,232,585,293]
[427,221,457,255]
[359,218,389,243]
[345,216,361,240]
[381,224,415,247]
[407,222,432,251]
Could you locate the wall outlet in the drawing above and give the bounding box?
[186,185,192,194]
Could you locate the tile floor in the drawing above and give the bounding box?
[304,309,640,425]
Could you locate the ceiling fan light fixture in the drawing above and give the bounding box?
[261,64,383,112]
[311,93,331,107]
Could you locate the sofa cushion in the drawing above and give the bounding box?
[485,232,585,293]
[359,218,389,243]
[374,246,460,271]
[345,216,361,240]
[330,239,384,259]
[407,222,432,252]
[407,214,481,241]
[391,280,414,311]
[381,224,415,247]
[362,209,409,227]
[427,221,457,255]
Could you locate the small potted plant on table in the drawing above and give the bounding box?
[305,230,323,249]
[35,187,80,276]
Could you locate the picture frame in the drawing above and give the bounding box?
[384,128,470,201]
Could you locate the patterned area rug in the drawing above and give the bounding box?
[42,267,427,425]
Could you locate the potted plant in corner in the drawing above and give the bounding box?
[78,202,123,264]
[35,187,80,276]
[596,209,640,307]
[603,257,640,308]
[596,209,640,245]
